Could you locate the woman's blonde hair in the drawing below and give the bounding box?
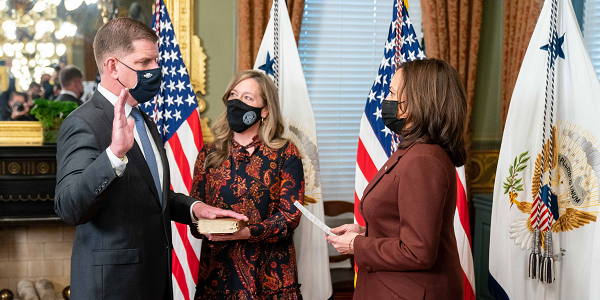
[205,70,287,169]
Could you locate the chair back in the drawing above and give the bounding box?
[323,201,355,266]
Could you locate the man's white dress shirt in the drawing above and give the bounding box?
[98,84,199,220]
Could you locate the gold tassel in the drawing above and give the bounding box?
[303,195,318,205]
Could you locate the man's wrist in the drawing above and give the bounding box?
[106,147,127,177]
[190,200,204,222]
[109,145,126,159]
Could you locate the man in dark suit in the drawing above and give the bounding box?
[54,66,84,106]
[54,18,247,300]
[42,65,61,100]
[41,73,54,100]
[0,71,16,121]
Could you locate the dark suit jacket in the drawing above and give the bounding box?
[353,143,463,300]
[0,75,16,121]
[43,80,54,100]
[55,92,83,106]
[54,91,196,300]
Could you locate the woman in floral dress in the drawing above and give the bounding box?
[190,70,304,300]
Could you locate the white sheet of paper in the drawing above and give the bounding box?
[294,201,336,236]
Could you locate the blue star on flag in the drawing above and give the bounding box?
[541,33,565,62]
[258,52,276,76]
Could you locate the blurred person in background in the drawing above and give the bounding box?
[8,91,36,121]
[53,83,62,100]
[41,73,55,100]
[43,64,61,100]
[27,82,43,103]
[55,65,84,106]
[0,60,15,121]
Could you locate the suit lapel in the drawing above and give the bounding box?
[360,155,400,202]
[360,143,419,201]
[95,92,162,208]
[141,109,169,211]
[94,91,114,130]
[129,142,162,207]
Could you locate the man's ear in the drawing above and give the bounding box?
[105,58,119,80]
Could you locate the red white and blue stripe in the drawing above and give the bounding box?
[143,2,203,300]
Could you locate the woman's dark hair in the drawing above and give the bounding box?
[396,58,467,166]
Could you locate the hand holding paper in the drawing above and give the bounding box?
[330,224,365,236]
[326,231,359,255]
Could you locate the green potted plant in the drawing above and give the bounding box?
[30,98,78,144]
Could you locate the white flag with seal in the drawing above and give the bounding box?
[489,0,600,299]
[253,1,333,299]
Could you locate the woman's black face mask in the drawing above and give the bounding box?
[226,99,265,133]
[381,99,406,135]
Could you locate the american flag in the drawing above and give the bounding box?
[353,1,476,299]
[143,1,203,300]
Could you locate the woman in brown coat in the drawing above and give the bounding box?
[327,59,466,300]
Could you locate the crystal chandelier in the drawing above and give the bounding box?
[0,0,98,90]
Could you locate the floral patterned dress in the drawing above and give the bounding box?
[190,136,304,300]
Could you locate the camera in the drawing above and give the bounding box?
[12,101,24,112]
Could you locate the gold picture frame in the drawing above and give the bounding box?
[0,121,44,146]
[163,0,213,143]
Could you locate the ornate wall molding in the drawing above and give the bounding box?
[0,159,56,176]
[0,146,59,221]
[164,0,213,143]
[470,150,500,194]
[0,194,54,202]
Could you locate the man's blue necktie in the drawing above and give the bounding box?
[130,107,162,204]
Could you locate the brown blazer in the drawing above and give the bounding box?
[353,143,463,300]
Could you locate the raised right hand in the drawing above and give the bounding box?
[109,88,135,158]
[331,224,366,236]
